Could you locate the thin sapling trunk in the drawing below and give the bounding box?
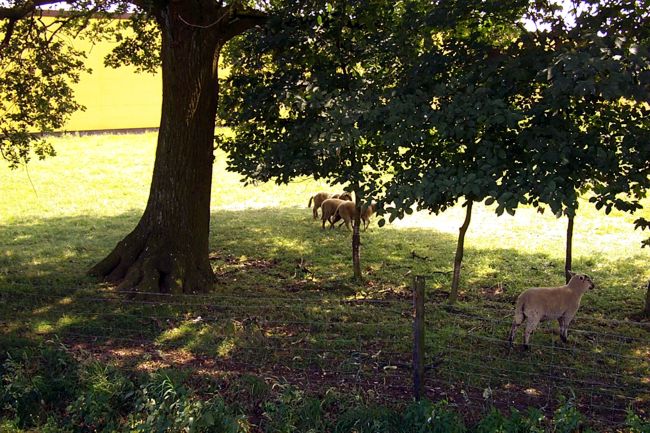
[352,200,362,281]
[643,281,650,317]
[565,214,574,284]
[450,199,473,303]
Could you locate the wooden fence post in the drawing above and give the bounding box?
[413,275,425,401]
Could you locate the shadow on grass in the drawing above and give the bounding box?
[1,206,649,423]
[2,207,648,298]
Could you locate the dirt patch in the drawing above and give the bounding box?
[478,283,506,300]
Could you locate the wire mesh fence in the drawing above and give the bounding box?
[1,279,648,427]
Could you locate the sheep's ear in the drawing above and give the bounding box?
[568,270,576,278]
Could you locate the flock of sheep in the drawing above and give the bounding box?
[309,191,596,350]
[308,191,375,231]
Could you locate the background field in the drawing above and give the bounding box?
[1,133,649,431]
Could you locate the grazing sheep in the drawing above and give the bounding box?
[334,201,375,231]
[308,192,352,219]
[333,192,353,201]
[320,198,348,229]
[508,271,594,349]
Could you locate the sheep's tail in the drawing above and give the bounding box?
[513,297,525,325]
[308,196,313,208]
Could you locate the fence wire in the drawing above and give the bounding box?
[0,287,648,427]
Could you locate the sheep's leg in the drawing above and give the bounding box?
[558,317,567,343]
[313,206,319,219]
[558,316,572,343]
[330,214,342,229]
[523,317,540,350]
[508,321,520,347]
[509,304,525,347]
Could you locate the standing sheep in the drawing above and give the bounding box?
[320,198,348,229]
[508,271,595,349]
[334,201,375,231]
[308,192,352,219]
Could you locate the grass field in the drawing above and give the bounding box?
[1,133,649,432]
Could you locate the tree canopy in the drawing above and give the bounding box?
[222,0,649,222]
[221,0,650,280]
[2,0,649,290]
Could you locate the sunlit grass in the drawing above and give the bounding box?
[1,132,649,424]
[2,132,648,293]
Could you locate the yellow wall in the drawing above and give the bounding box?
[63,25,162,132]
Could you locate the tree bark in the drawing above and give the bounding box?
[450,199,473,303]
[565,214,574,284]
[352,200,362,281]
[643,281,650,317]
[88,4,264,293]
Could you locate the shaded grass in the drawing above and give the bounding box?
[1,133,650,428]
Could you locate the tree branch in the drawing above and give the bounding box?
[0,0,68,20]
[1,17,17,49]
[220,6,267,42]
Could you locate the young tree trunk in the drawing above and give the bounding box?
[565,214,574,284]
[88,5,264,293]
[450,199,473,303]
[643,281,650,317]
[352,201,362,281]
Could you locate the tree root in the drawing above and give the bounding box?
[88,228,214,294]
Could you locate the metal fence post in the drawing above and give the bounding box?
[412,275,425,401]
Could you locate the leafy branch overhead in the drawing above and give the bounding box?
[635,218,650,248]
[222,0,649,226]
[0,10,89,167]
[0,0,266,168]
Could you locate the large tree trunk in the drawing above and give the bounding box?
[450,199,473,303]
[565,214,574,284]
[89,5,264,293]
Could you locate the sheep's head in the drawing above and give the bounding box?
[567,271,595,291]
[339,192,353,201]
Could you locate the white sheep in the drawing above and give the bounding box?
[334,201,375,231]
[320,198,349,229]
[508,271,595,349]
[308,192,352,219]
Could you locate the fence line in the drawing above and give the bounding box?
[5,288,646,329]
[0,286,408,306]
[461,333,647,361]
[441,357,637,398]
[3,288,647,360]
[439,346,633,381]
[1,277,648,428]
[451,299,650,328]
[0,291,411,315]
[439,310,650,342]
